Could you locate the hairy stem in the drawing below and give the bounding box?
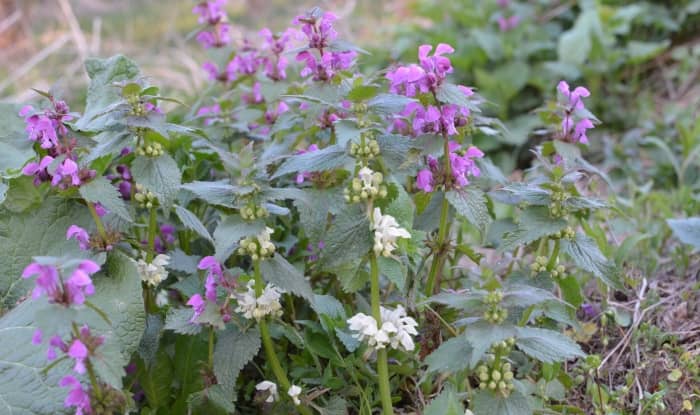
[546,238,560,271]
[370,254,394,415]
[254,260,312,415]
[424,195,450,296]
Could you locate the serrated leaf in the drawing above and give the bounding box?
[131,153,182,207]
[75,55,140,131]
[515,326,584,363]
[436,83,479,112]
[214,326,261,394]
[313,294,345,319]
[319,206,372,274]
[561,233,620,288]
[424,335,473,374]
[213,216,265,262]
[502,284,563,308]
[85,129,131,163]
[181,180,243,208]
[79,176,132,221]
[489,183,550,206]
[0,103,34,178]
[471,390,531,415]
[137,349,174,408]
[272,144,351,179]
[164,308,202,335]
[500,207,568,251]
[377,256,407,291]
[424,388,465,415]
[367,94,415,115]
[667,218,700,248]
[260,254,314,302]
[446,188,491,231]
[464,322,518,368]
[174,204,213,243]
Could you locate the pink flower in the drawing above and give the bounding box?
[187,294,206,322]
[416,169,434,192]
[573,118,594,144]
[557,81,590,110]
[64,260,99,306]
[51,158,81,188]
[192,0,227,25]
[68,340,88,374]
[67,225,90,250]
[22,155,55,185]
[59,375,92,415]
[22,263,61,301]
[557,81,595,143]
[498,15,520,32]
[294,11,338,49]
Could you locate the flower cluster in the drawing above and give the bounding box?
[557,81,595,144]
[20,98,96,189]
[133,184,158,209]
[135,253,170,286]
[401,100,473,137]
[293,10,356,81]
[477,359,515,396]
[483,290,508,324]
[238,227,277,260]
[386,43,455,96]
[347,305,418,352]
[22,260,99,307]
[235,280,283,320]
[416,141,484,192]
[192,0,231,48]
[344,167,388,203]
[372,208,411,257]
[240,200,270,221]
[187,256,238,325]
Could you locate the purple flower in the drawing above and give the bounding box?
[48,335,67,360]
[22,155,55,185]
[498,15,520,32]
[557,81,595,143]
[229,42,262,77]
[67,225,90,251]
[59,375,92,415]
[193,0,226,25]
[418,43,454,84]
[242,82,264,105]
[32,329,43,345]
[51,158,81,189]
[64,260,99,306]
[68,339,88,374]
[196,104,221,126]
[260,28,292,81]
[196,22,231,49]
[294,11,338,49]
[187,294,206,322]
[22,263,61,301]
[264,101,289,124]
[94,203,107,217]
[573,118,594,144]
[416,169,434,192]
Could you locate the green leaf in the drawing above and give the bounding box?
[471,390,531,415]
[137,349,174,409]
[214,326,261,394]
[561,233,620,288]
[464,322,518,368]
[424,335,473,374]
[502,284,563,308]
[80,176,132,222]
[0,182,7,205]
[187,385,235,414]
[172,335,208,413]
[446,188,491,232]
[271,144,352,179]
[558,8,600,64]
[260,254,314,302]
[0,103,34,178]
[436,83,479,113]
[500,207,568,251]
[367,94,415,115]
[181,181,243,208]
[85,128,131,163]
[174,204,213,243]
[515,327,584,363]
[377,256,407,291]
[347,84,378,101]
[667,218,700,248]
[312,294,345,319]
[165,308,202,335]
[490,183,550,206]
[424,388,465,415]
[1,175,42,212]
[131,153,182,208]
[75,55,140,131]
[0,198,92,306]
[137,314,164,366]
[213,216,265,262]
[319,205,372,274]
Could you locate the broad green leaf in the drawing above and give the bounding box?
[0,198,92,307]
[367,93,415,115]
[137,314,164,366]
[424,388,465,415]
[515,327,584,363]
[319,205,372,274]
[377,256,407,291]
[464,322,518,368]
[80,176,132,222]
[312,294,345,319]
[187,385,235,414]
[502,284,563,308]
[272,144,352,179]
[489,183,550,206]
[424,335,473,374]
[131,153,182,208]
[174,204,213,243]
[172,335,208,414]
[561,233,620,288]
[75,55,140,131]
[446,188,491,231]
[260,254,314,302]
[558,8,600,64]
[213,216,265,262]
[214,326,261,394]
[667,218,700,248]
[181,180,244,208]
[471,390,531,415]
[1,175,42,212]
[85,129,131,163]
[500,207,568,251]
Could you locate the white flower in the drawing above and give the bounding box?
[380,305,418,352]
[372,208,411,257]
[256,380,278,403]
[358,167,383,195]
[155,289,169,306]
[256,227,276,255]
[347,306,418,352]
[235,280,283,320]
[135,253,170,286]
[287,384,302,405]
[465,410,474,415]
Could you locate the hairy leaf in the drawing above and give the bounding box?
[214,326,261,394]
[260,254,314,302]
[446,188,491,231]
[174,204,213,243]
[131,154,182,207]
[80,176,132,222]
[515,326,584,363]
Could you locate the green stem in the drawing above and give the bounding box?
[425,196,450,296]
[546,239,560,271]
[146,208,158,262]
[370,254,394,415]
[87,202,108,241]
[254,260,312,415]
[86,361,103,401]
[208,326,215,369]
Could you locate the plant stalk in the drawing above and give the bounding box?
[370,254,394,415]
[424,195,450,296]
[87,202,108,241]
